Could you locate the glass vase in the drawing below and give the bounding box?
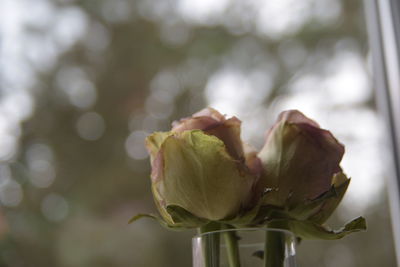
[192,228,297,267]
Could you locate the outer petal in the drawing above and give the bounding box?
[258,110,344,207]
[154,130,255,221]
[146,132,173,160]
[308,172,350,223]
[171,117,220,133]
[284,172,350,222]
[206,117,244,161]
[171,107,225,132]
[172,107,244,161]
[146,132,173,183]
[243,143,263,179]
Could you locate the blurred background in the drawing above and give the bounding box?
[0,0,396,266]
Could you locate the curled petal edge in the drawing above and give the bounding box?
[267,216,366,240]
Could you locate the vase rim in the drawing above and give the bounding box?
[193,227,296,239]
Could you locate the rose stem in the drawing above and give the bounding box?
[222,224,241,267]
[199,222,221,267]
[264,229,285,267]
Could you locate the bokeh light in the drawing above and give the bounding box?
[0,0,396,266]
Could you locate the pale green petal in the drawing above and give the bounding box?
[145,131,173,160]
[151,183,175,225]
[155,130,254,221]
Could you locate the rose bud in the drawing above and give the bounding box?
[145,108,260,227]
[257,110,348,222]
[171,107,244,162]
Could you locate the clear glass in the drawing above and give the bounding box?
[192,228,297,267]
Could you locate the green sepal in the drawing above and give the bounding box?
[128,213,180,230]
[128,212,204,231]
[249,202,291,226]
[166,205,209,228]
[221,193,271,227]
[200,221,223,233]
[268,216,366,240]
[129,213,160,224]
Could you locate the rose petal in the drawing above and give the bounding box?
[258,110,345,207]
[156,130,255,221]
[172,108,244,161]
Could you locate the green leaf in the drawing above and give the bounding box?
[166,205,209,228]
[268,216,366,240]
